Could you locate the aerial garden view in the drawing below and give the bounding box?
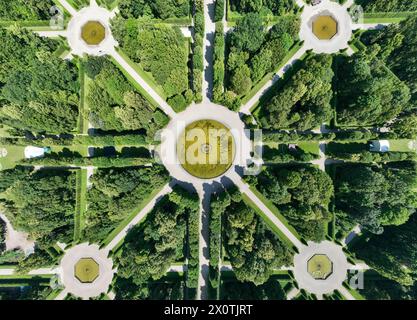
[0,0,417,304]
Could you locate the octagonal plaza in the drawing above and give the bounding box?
[293,241,349,295]
[59,243,114,299]
[156,103,252,187]
[67,4,117,56]
[312,16,338,40]
[74,258,100,283]
[307,254,333,280]
[300,0,352,53]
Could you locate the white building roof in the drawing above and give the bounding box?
[24,146,46,159]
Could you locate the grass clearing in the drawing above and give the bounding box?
[298,141,320,155]
[343,282,366,300]
[0,146,26,170]
[389,139,416,152]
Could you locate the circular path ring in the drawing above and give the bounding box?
[293,241,349,295]
[59,243,114,299]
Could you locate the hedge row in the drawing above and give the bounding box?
[262,130,392,143]
[193,0,204,103]
[263,145,319,163]
[213,22,226,104]
[214,0,225,22]
[20,155,154,167]
[0,134,148,147]
[326,151,417,163]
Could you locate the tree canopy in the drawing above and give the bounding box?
[335,50,410,126]
[356,0,417,12]
[361,16,417,108]
[115,187,199,289]
[259,54,334,130]
[229,0,296,15]
[355,212,417,287]
[218,188,293,285]
[118,0,190,19]
[84,56,168,137]
[0,167,75,248]
[111,19,192,110]
[335,161,417,235]
[222,13,299,108]
[0,28,79,134]
[83,165,170,242]
[247,165,333,241]
[0,0,55,20]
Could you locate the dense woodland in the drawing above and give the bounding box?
[247,165,333,241]
[359,276,417,300]
[229,0,296,15]
[0,218,5,253]
[220,279,287,300]
[114,187,199,299]
[0,0,54,20]
[211,187,293,286]
[1,0,417,301]
[335,50,410,126]
[111,19,193,111]
[334,161,417,236]
[118,0,190,19]
[114,276,185,300]
[361,16,417,108]
[0,28,79,134]
[0,284,52,300]
[354,212,417,289]
[221,14,300,109]
[84,56,169,137]
[259,54,334,130]
[83,165,170,243]
[0,167,75,249]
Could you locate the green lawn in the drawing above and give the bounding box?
[343,282,366,300]
[0,146,26,170]
[0,125,16,137]
[50,145,89,157]
[298,141,320,155]
[389,139,416,152]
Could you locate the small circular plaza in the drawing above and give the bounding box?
[293,241,349,295]
[66,5,117,56]
[59,243,114,299]
[300,0,353,53]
